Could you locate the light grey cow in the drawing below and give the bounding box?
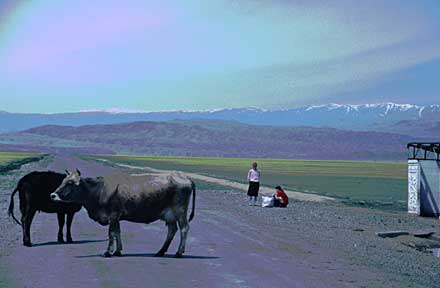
[51,169,195,258]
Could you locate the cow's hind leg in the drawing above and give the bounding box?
[155,222,178,257]
[105,220,122,257]
[175,216,189,258]
[57,213,66,243]
[22,209,36,247]
[114,221,122,256]
[19,188,34,247]
[66,213,74,243]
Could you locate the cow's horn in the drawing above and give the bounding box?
[76,168,81,176]
[65,170,70,175]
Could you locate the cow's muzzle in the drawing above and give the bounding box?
[50,193,61,202]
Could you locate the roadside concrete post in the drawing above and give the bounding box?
[408,159,420,215]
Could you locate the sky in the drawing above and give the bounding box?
[0,0,439,113]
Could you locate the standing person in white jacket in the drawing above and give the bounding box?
[247,162,260,206]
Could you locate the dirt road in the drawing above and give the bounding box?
[1,155,438,287]
[102,160,334,202]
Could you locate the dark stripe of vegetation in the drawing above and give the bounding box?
[0,154,47,175]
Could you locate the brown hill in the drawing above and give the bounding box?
[18,119,423,160]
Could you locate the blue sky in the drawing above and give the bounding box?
[0,0,439,113]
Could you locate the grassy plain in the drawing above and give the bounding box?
[0,151,39,165]
[85,155,408,209]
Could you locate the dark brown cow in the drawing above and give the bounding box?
[8,171,82,246]
[51,169,195,258]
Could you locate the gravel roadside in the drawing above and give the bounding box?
[0,155,53,256]
[198,188,440,288]
[0,156,53,286]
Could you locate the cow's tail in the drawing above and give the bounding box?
[188,180,196,222]
[8,186,21,225]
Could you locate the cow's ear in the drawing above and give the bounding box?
[76,169,81,176]
[65,170,70,175]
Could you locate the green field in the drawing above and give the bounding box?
[85,154,408,210]
[0,151,39,165]
[0,151,44,175]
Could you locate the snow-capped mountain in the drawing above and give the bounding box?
[1,103,439,135]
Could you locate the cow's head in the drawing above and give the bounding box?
[51,169,83,203]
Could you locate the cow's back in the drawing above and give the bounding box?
[103,172,191,196]
[101,172,192,223]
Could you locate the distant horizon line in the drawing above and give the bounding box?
[1,102,440,115]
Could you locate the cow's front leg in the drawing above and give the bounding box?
[66,213,74,243]
[57,213,65,243]
[104,220,122,257]
[156,222,177,257]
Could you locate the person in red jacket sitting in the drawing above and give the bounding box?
[274,186,289,208]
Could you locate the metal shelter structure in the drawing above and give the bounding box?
[407,142,440,217]
[407,142,440,161]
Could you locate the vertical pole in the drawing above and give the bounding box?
[408,159,420,215]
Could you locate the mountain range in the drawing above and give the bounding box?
[1,103,440,137]
[0,119,422,160]
[1,103,438,160]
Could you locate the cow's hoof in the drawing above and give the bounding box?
[103,252,112,258]
[174,253,183,258]
[23,242,32,247]
[155,251,165,257]
[58,238,65,244]
[113,251,122,257]
[66,238,74,244]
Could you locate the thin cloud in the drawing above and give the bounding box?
[0,0,439,112]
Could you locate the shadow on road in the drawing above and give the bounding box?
[76,253,219,259]
[32,239,107,247]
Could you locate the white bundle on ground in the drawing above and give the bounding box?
[261,196,274,207]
